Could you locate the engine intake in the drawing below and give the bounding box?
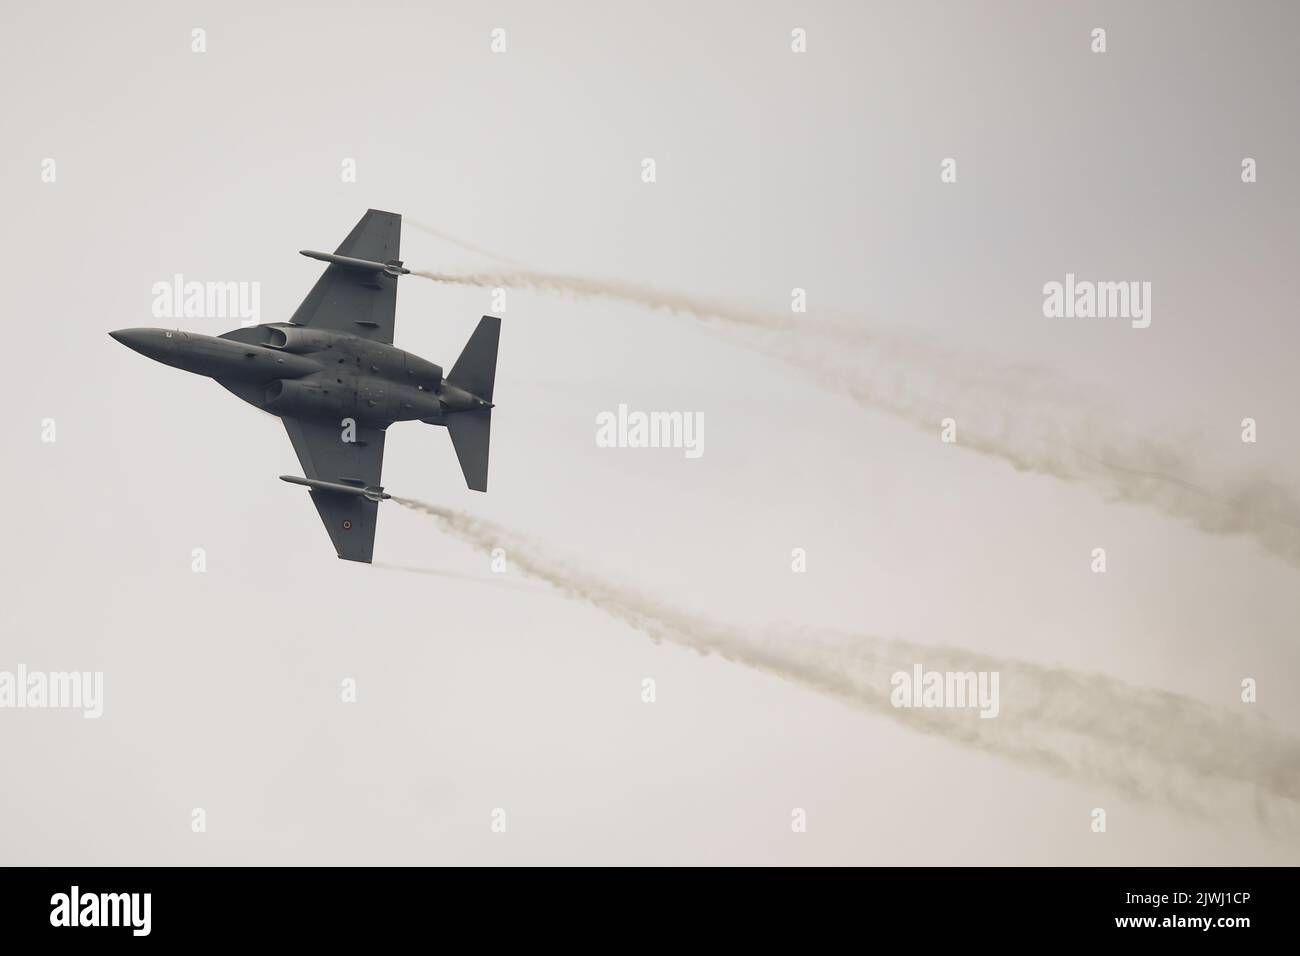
[263,325,335,353]
[263,379,350,417]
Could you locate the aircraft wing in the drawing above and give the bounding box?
[283,417,387,563]
[289,209,402,344]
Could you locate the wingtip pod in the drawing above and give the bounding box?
[279,475,390,501]
[299,249,409,278]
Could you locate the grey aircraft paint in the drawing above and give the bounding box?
[110,209,501,563]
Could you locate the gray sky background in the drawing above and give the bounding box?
[2,0,1298,864]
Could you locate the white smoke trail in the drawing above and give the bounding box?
[405,220,521,266]
[393,497,1300,835]
[412,267,793,330]
[373,561,540,592]
[412,266,1300,568]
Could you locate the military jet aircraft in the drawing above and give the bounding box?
[111,209,499,563]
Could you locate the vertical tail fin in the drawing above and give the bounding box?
[444,316,501,492]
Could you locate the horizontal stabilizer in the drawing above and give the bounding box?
[449,316,501,403]
[447,408,492,492]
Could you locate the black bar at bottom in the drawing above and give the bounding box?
[0,866,1285,942]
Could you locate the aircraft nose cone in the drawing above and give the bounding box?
[109,328,172,362]
[110,328,144,348]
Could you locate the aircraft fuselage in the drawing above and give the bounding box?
[109,324,489,426]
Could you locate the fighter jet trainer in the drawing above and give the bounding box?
[111,209,500,563]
